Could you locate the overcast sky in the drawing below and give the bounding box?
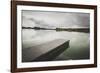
[22,10,90,28]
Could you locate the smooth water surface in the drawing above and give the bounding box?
[22,29,90,62]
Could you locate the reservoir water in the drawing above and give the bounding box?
[22,29,90,62]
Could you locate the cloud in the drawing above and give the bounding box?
[22,10,90,28]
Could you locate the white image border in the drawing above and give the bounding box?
[17,5,94,68]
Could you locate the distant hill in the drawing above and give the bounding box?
[22,26,89,33]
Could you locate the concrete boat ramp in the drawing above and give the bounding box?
[22,39,70,62]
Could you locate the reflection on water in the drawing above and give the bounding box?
[22,29,90,62]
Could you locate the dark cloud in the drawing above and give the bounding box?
[22,10,90,28]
